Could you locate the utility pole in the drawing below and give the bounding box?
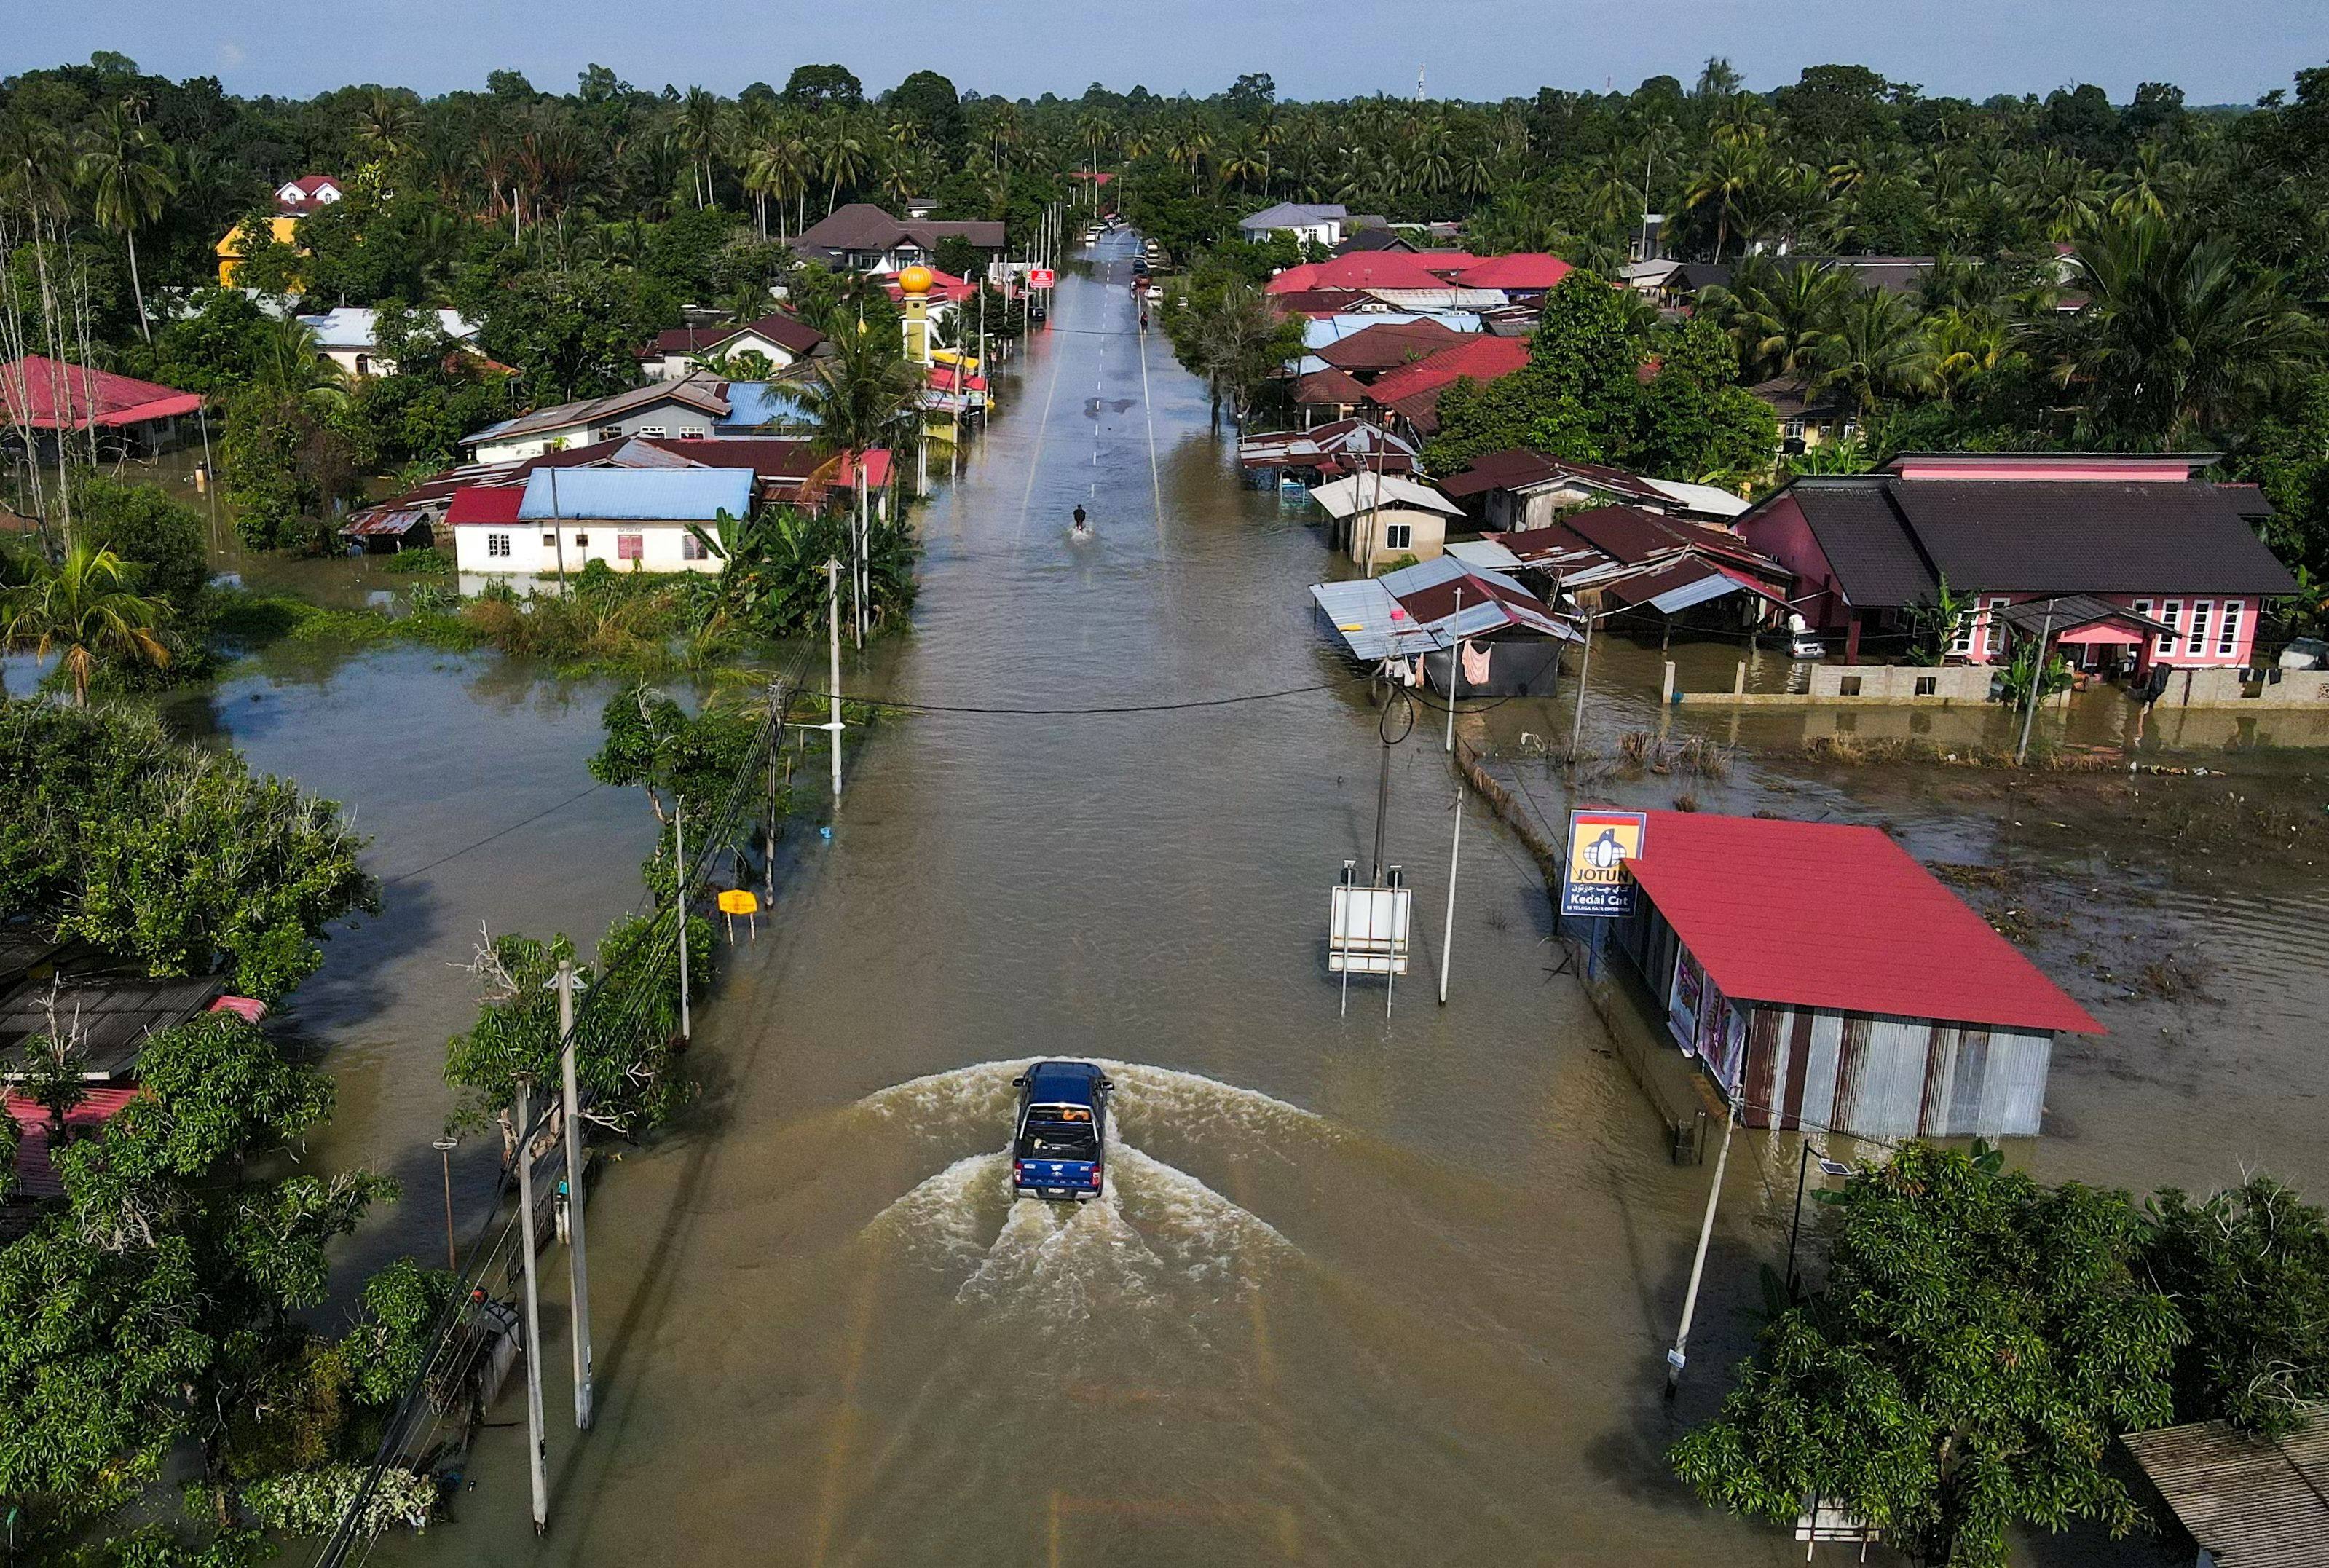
[553,960,593,1430]
[673,797,692,1046]
[1370,688,1413,883]
[1666,1100,1739,1399]
[2014,601,2056,765]
[854,463,868,649]
[1437,782,1462,1005]
[825,557,844,802]
[1445,586,1463,752]
[513,1076,550,1534]
[1567,610,1596,765]
[766,678,782,899]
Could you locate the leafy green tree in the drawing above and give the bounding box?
[589,682,765,824]
[62,749,377,1001]
[784,65,863,112]
[2245,371,2329,579]
[1671,1142,2183,1567]
[0,700,377,999]
[468,265,678,403]
[2140,1176,2329,1435]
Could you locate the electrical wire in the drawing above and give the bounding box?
[315,658,811,1567]
[379,782,608,886]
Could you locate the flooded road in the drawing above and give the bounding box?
[347,237,2329,1567]
[392,237,1808,1565]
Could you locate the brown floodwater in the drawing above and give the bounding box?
[58,239,2309,1567]
[342,240,2326,1567]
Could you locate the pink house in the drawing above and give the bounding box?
[1737,453,2295,674]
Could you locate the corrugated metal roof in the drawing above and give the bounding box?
[2121,1413,2329,1568]
[518,467,752,521]
[1622,812,2103,1033]
[1309,473,1463,520]
[717,381,817,431]
[1312,559,1577,661]
[1891,480,2298,596]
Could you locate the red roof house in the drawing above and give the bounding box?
[1454,253,1575,293]
[5,1087,141,1199]
[0,355,202,432]
[1605,810,2100,1138]
[444,484,527,527]
[1266,251,1454,296]
[1364,334,1532,407]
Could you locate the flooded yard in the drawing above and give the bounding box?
[24,243,2320,1566]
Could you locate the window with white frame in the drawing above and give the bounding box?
[2187,600,2212,657]
[2156,601,2181,656]
[682,533,709,562]
[636,425,666,439]
[616,532,644,562]
[486,532,511,558]
[2218,599,2242,657]
[1384,521,1414,551]
[1984,596,2010,656]
[1949,605,1975,656]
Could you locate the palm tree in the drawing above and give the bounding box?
[355,90,418,162]
[817,113,872,216]
[1684,132,1762,262]
[2044,215,2322,446]
[1815,289,1935,419]
[0,544,171,706]
[677,87,727,210]
[1709,257,1853,379]
[789,320,923,457]
[75,107,176,341]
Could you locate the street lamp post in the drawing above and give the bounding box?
[1785,1146,1856,1301]
[430,1134,459,1272]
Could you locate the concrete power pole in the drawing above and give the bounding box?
[673,797,692,1046]
[513,1076,550,1534]
[825,557,844,803]
[553,960,593,1430]
[1666,1100,1740,1398]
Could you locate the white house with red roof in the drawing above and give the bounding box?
[275,175,344,214]
[1606,810,2102,1138]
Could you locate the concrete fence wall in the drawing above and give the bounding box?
[1808,664,1997,703]
[2161,666,2329,709]
[1671,661,2065,707]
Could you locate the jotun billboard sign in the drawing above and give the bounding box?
[1560,808,1648,918]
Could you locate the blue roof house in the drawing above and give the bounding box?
[453,467,749,580]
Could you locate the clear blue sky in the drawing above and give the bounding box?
[14,0,2328,107]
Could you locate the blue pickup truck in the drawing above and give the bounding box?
[1010,1061,1113,1201]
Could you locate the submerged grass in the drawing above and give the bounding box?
[205,570,795,679]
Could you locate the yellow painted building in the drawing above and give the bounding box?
[214,215,302,287]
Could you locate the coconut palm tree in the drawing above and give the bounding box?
[1706,257,1853,380]
[1815,289,1935,419]
[676,87,726,209]
[0,543,171,705]
[75,107,176,341]
[789,320,924,457]
[818,113,872,216]
[2044,215,2321,446]
[1684,132,1762,262]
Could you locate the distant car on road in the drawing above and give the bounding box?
[1145,284,1163,302]
[1010,1061,1112,1201]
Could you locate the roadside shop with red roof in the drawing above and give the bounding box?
[1603,811,2101,1139]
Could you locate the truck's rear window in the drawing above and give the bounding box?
[1020,1119,1097,1159]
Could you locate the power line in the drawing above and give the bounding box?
[314,655,811,1567]
[379,783,608,886]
